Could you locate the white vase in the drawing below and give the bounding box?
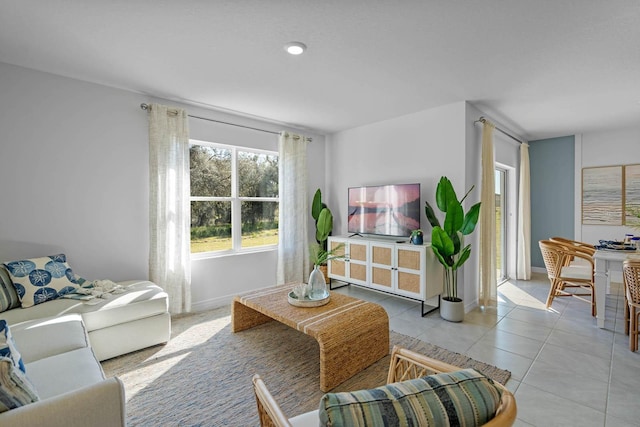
[308,265,328,300]
[440,297,464,322]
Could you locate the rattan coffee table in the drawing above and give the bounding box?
[232,283,389,392]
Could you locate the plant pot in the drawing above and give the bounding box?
[440,297,464,322]
[410,235,423,245]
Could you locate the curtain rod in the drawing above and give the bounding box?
[140,103,312,142]
[474,116,524,144]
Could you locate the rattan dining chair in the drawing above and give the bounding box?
[549,236,596,256]
[623,259,640,351]
[252,345,517,427]
[549,237,595,266]
[539,240,596,315]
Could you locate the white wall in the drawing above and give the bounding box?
[325,101,521,311]
[0,60,530,313]
[576,127,640,244]
[0,62,149,280]
[0,61,326,311]
[326,102,467,234]
[326,101,487,310]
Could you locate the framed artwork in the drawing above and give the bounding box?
[625,164,640,227]
[582,166,623,225]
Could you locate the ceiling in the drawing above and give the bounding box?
[1,1,639,140]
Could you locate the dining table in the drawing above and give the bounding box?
[593,248,640,328]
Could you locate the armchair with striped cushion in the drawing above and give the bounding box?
[252,345,516,427]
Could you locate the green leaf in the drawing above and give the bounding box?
[316,208,333,242]
[431,246,448,267]
[461,202,481,235]
[310,242,345,266]
[311,189,322,220]
[450,230,461,255]
[436,177,458,213]
[443,199,463,235]
[424,202,440,228]
[431,227,455,259]
[453,245,471,270]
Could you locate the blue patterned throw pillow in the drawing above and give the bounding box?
[319,369,503,426]
[3,254,80,308]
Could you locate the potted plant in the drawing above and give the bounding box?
[311,189,334,283]
[425,177,481,322]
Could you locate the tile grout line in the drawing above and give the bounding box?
[602,282,625,425]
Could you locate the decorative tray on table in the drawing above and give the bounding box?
[287,291,330,308]
[596,240,638,251]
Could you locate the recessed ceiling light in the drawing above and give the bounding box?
[284,42,306,55]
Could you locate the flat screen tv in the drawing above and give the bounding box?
[347,183,421,237]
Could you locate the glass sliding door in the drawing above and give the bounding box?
[495,168,507,282]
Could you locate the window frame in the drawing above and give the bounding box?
[495,167,508,282]
[189,138,279,259]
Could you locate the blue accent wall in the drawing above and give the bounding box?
[529,136,575,268]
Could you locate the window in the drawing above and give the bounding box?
[189,139,278,255]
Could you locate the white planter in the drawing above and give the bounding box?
[440,298,464,322]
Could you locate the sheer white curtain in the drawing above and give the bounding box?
[148,103,191,314]
[276,132,310,284]
[517,143,532,280]
[479,121,497,307]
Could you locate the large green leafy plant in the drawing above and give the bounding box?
[425,177,481,301]
[312,189,333,251]
[311,189,336,266]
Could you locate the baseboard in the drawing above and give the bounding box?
[191,295,234,312]
[191,284,281,312]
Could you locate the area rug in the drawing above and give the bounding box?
[102,307,510,426]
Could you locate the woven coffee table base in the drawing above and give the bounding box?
[232,283,390,392]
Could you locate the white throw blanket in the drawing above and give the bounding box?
[63,279,126,304]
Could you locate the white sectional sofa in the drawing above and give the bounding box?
[0,314,126,426]
[0,254,171,424]
[0,279,171,361]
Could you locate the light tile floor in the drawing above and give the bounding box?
[332,272,639,427]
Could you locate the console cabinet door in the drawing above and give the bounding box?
[328,237,369,286]
[369,242,395,292]
[327,237,348,282]
[346,241,369,285]
[395,245,426,299]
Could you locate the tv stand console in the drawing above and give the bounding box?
[327,236,443,316]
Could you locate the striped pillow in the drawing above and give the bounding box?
[0,320,25,373]
[0,267,20,313]
[0,320,38,413]
[0,357,39,413]
[319,369,503,427]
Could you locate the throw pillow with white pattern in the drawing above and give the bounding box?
[3,254,80,308]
